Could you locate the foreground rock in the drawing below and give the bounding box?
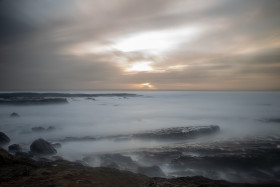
[85,153,139,172]
[132,136,280,183]
[30,138,57,155]
[0,148,276,187]
[0,132,10,146]
[8,144,22,153]
[137,165,166,177]
[15,151,33,158]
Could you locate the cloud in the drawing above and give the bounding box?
[0,0,280,90]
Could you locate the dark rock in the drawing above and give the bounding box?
[36,157,53,162]
[262,118,280,123]
[137,165,165,177]
[47,126,56,131]
[31,127,45,132]
[75,160,88,166]
[31,126,56,132]
[58,136,97,142]
[1,98,68,105]
[51,143,61,149]
[0,92,138,98]
[10,112,20,117]
[0,148,277,186]
[52,155,64,161]
[0,147,14,164]
[133,125,220,140]
[86,97,95,100]
[8,144,22,153]
[99,154,139,172]
[15,151,33,158]
[30,138,57,155]
[100,161,120,169]
[0,131,10,146]
[133,136,280,183]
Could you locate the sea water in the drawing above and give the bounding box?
[0,91,280,157]
[1,91,280,182]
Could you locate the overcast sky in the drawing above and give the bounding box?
[0,0,280,90]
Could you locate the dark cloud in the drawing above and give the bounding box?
[0,1,35,44]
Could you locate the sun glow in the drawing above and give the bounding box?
[127,61,154,72]
[113,27,200,53]
[139,83,155,89]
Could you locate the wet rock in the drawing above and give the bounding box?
[99,154,139,172]
[0,148,276,186]
[133,136,280,183]
[86,97,95,100]
[100,161,120,169]
[52,143,61,149]
[31,127,45,132]
[52,155,64,161]
[30,138,57,155]
[10,112,20,117]
[47,126,56,131]
[0,131,10,146]
[262,118,280,123]
[8,144,22,153]
[133,125,220,140]
[137,165,165,177]
[75,160,88,166]
[15,151,33,158]
[32,126,56,133]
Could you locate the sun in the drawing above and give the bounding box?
[139,83,155,89]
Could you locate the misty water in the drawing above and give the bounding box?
[1,91,280,183]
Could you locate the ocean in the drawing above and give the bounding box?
[1,91,280,183]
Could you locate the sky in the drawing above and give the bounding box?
[0,0,280,91]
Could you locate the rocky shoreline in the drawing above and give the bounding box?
[0,92,138,105]
[0,147,277,187]
[1,128,280,186]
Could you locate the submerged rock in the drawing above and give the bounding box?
[262,118,280,123]
[1,98,68,105]
[47,126,56,131]
[133,125,220,140]
[10,112,20,117]
[30,138,57,155]
[31,127,45,132]
[86,97,96,100]
[8,144,22,153]
[51,143,61,149]
[0,92,138,98]
[0,132,10,146]
[32,126,56,133]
